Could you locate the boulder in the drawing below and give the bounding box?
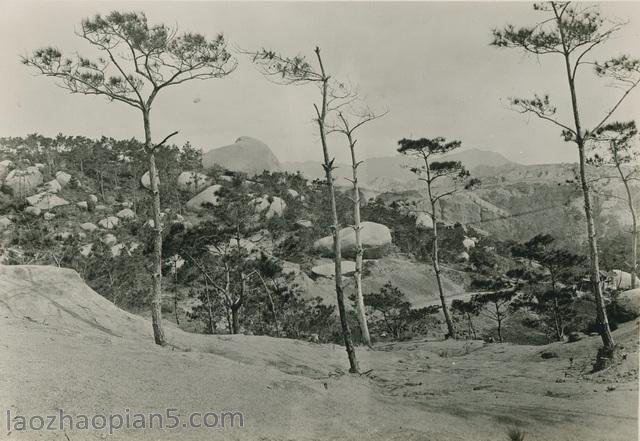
[415,213,434,229]
[121,201,133,208]
[24,206,41,217]
[615,288,640,318]
[116,208,135,220]
[0,216,12,230]
[76,201,88,210]
[140,171,151,189]
[186,185,223,211]
[456,251,470,262]
[43,212,55,221]
[295,219,313,229]
[610,270,640,291]
[55,171,72,187]
[95,205,108,211]
[462,237,476,250]
[53,231,72,241]
[5,166,43,197]
[89,195,98,203]
[312,261,357,278]
[102,234,117,246]
[0,159,13,181]
[313,222,392,259]
[265,196,287,219]
[34,163,46,171]
[43,179,62,194]
[79,222,98,233]
[177,171,211,193]
[111,243,126,257]
[79,243,93,257]
[98,216,119,229]
[286,189,300,199]
[26,192,69,211]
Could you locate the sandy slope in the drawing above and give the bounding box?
[0,265,637,441]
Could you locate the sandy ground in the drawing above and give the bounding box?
[0,265,637,441]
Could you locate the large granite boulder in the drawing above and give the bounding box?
[5,166,43,197]
[140,171,151,189]
[25,192,69,210]
[186,185,223,211]
[79,222,98,233]
[313,221,392,259]
[98,216,120,229]
[253,195,286,219]
[0,160,13,181]
[102,234,117,245]
[43,179,62,194]
[615,288,640,318]
[611,270,640,291]
[0,216,12,230]
[116,208,135,220]
[177,171,211,193]
[415,213,433,229]
[55,171,72,187]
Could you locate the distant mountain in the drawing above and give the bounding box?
[282,148,515,189]
[203,136,281,175]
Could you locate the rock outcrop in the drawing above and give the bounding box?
[616,288,640,318]
[177,171,211,193]
[254,195,286,219]
[98,217,120,229]
[611,270,640,291]
[116,208,135,220]
[0,160,13,181]
[5,167,43,197]
[186,185,223,211]
[79,222,98,233]
[313,222,392,259]
[55,171,72,187]
[25,192,69,210]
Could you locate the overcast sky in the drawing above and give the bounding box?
[1,1,638,165]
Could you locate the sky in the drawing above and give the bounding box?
[0,1,638,165]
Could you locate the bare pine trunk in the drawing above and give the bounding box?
[144,109,166,346]
[432,219,456,339]
[315,47,358,373]
[349,138,371,347]
[554,15,615,350]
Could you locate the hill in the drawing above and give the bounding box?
[203,136,282,174]
[1,264,637,441]
[282,148,515,188]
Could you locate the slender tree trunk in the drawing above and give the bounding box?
[231,306,239,334]
[315,47,358,373]
[348,135,371,347]
[466,313,477,339]
[424,156,456,339]
[432,220,456,338]
[144,108,166,346]
[553,10,615,350]
[204,280,215,334]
